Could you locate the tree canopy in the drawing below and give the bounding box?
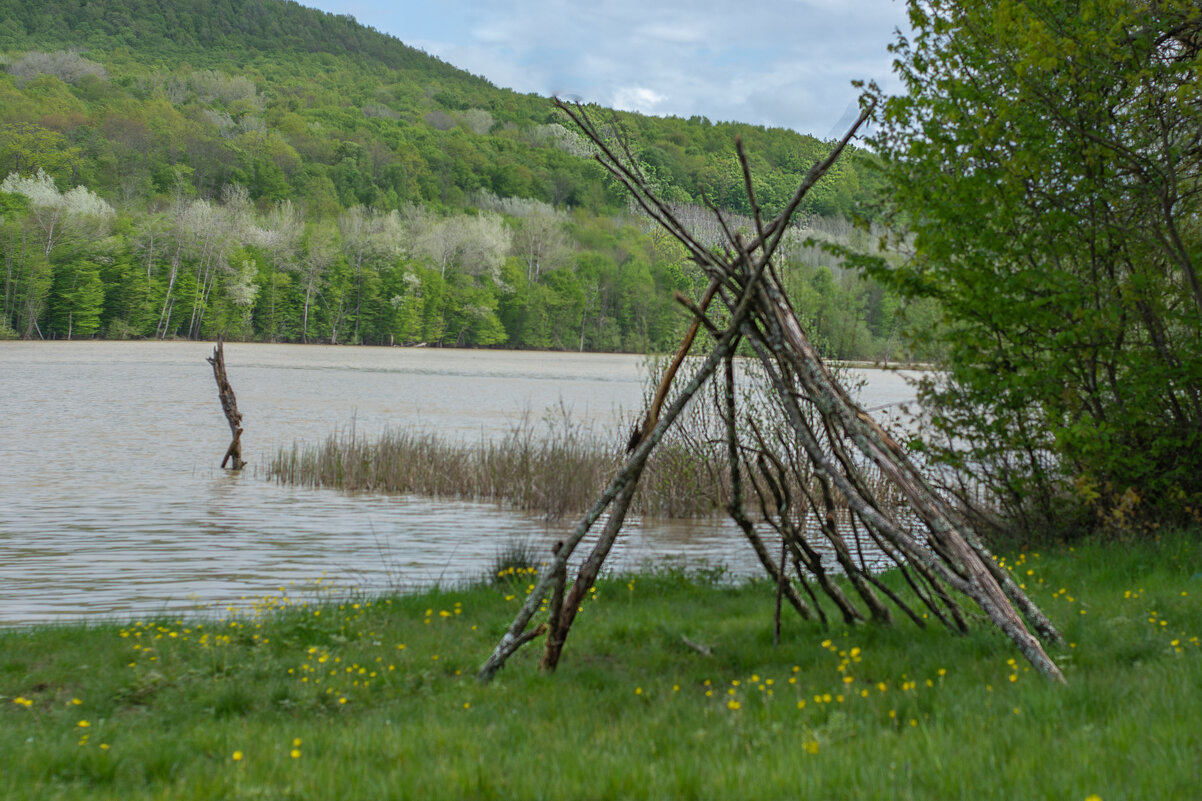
[861,0,1202,534]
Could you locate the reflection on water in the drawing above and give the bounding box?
[0,341,917,624]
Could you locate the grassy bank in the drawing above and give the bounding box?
[2,534,1200,800]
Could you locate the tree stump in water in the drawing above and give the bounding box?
[207,338,245,470]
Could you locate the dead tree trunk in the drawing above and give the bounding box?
[207,337,245,470]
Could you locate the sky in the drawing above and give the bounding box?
[301,0,911,140]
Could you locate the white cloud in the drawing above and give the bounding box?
[304,0,910,137]
[633,21,712,45]
[611,86,668,114]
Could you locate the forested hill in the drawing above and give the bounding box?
[0,0,921,356]
[0,0,879,215]
[0,0,466,76]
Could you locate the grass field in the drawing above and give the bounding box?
[1,533,1199,800]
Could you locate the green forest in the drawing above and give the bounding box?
[0,0,928,359]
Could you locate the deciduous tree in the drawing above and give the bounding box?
[862,0,1202,533]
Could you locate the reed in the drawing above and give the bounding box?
[266,414,730,519]
[265,360,926,524]
[265,397,916,524]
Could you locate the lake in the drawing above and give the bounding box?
[0,341,918,625]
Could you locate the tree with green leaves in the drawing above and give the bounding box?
[862,0,1202,535]
[48,257,103,338]
[0,122,81,185]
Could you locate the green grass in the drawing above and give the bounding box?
[2,534,1200,800]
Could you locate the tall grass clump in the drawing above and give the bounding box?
[265,357,919,523]
[487,537,542,585]
[267,411,730,520]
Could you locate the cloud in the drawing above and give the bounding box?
[306,0,910,137]
[632,20,713,45]
[611,86,668,114]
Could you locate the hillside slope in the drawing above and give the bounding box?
[0,0,922,357]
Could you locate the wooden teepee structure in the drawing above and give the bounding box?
[478,101,1066,683]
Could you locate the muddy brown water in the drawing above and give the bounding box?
[0,341,918,624]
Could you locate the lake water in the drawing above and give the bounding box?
[0,341,918,625]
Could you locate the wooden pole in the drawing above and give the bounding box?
[207,337,245,471]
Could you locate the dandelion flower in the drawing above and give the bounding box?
[232,751,243,761]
